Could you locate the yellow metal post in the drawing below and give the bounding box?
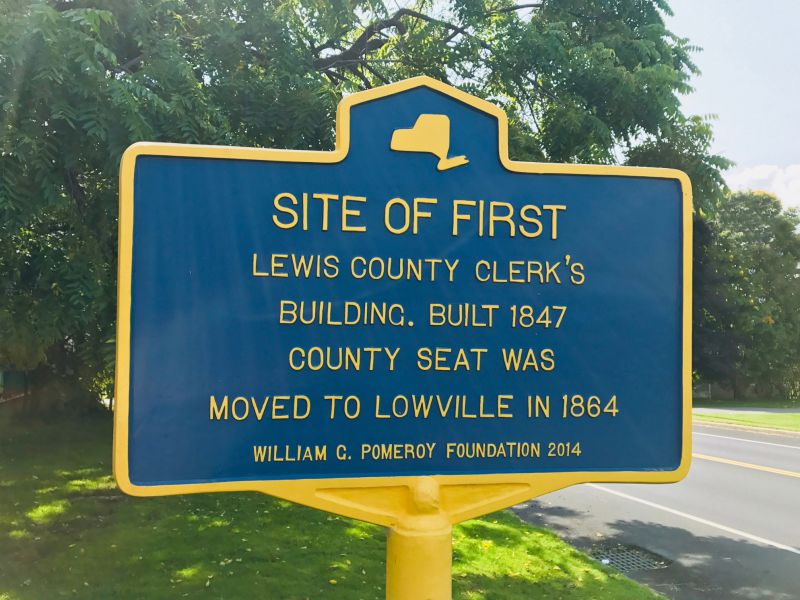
[385,477,452,600]
[386,519,452,600]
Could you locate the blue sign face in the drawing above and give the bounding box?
[116,78,690,490]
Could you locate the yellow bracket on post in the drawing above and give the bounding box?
[302,470,683,600]
[386,478,452,600]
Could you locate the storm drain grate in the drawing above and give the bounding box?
[590,544,670,573]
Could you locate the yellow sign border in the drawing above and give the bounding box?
[114,76,692,526]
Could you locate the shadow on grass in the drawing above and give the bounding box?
[0,410,656,600]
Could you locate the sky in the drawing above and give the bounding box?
[666,0,800,209]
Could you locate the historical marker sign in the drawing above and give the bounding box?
[114,77,691,515]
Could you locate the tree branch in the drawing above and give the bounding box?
[313,6,552,107]
[312,7,494,73]
[348,65,373,89]
[312,12,406,70]
[117,53,143,74]
[64,169,87,220]
[488,3,543,15]
[394,8,492,52]
[322,69,346,85]
[362,62,390,85]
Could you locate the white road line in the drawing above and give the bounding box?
[587,484,800,556]
[695,431,800,450]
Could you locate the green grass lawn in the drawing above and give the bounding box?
[0,408,660,600]
[693,398,800,409]
[693,411,800,433]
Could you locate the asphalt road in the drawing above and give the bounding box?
[514,422,800,599]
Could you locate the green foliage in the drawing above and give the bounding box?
[0,0,723,405]
[717,192,800,397]
[624,115,800,399]
[701,192,800,398]
[626,115,732,215]
[0,0,337,401]
[691,215,743,387]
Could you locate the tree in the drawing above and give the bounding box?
[629,122,800,397]
[707,192,800,398]
[0,0,712,407]
[624,115,741,390]
[626,115,732,216]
